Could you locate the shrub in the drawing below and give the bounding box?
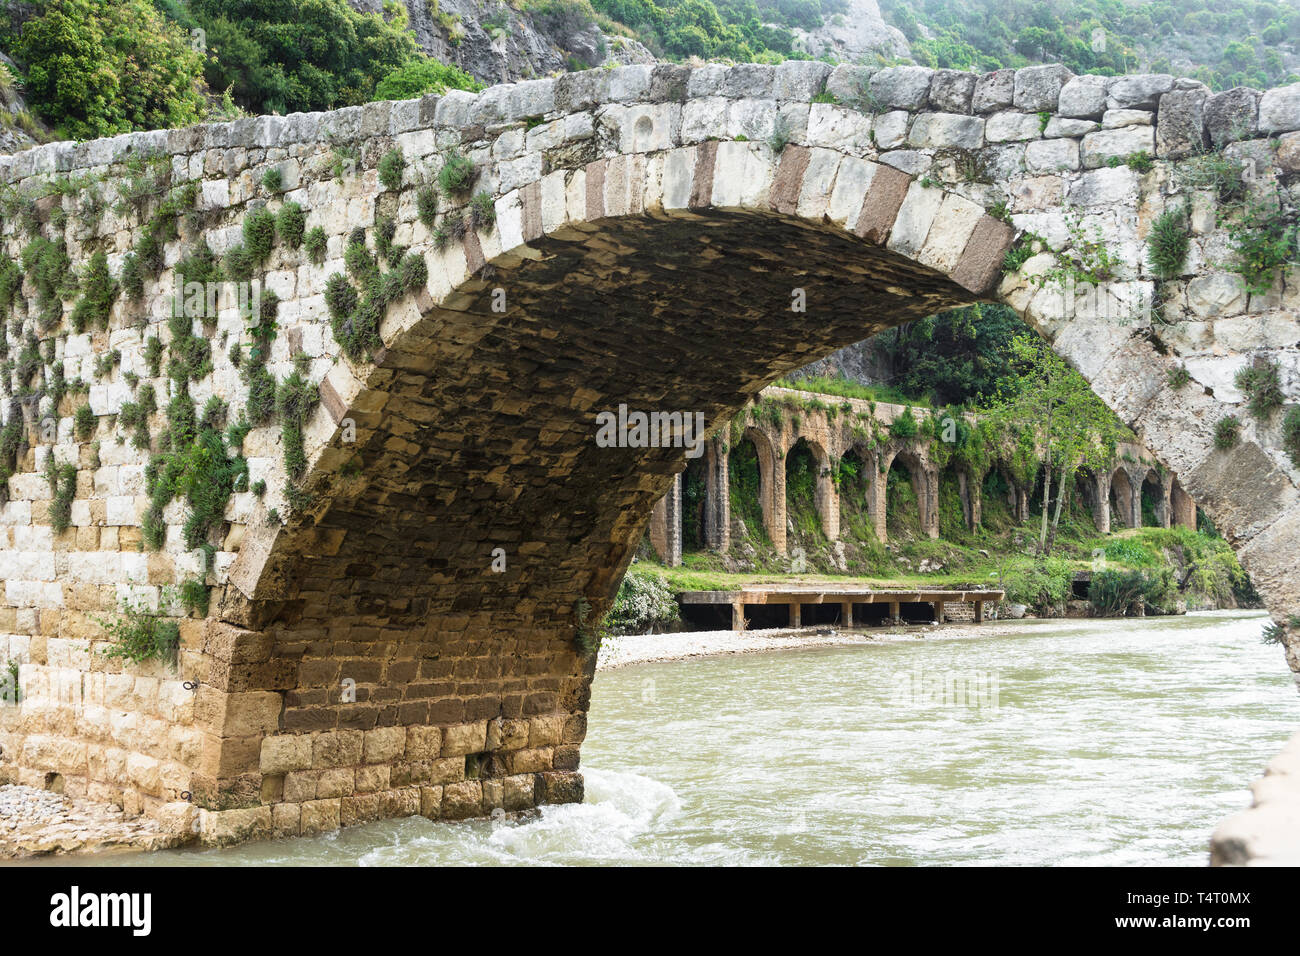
[1214,415,1240,450]
[373,57,482,100]
[604,568,681,635]
[276,356,316,480]
[224,244,255,282]
[179,577,210,617]
[74,403,95,441]
[1147,206,1189,278]
[1088,569,1171,617]
[189,0,417,115]
[1167,365,1191,389]
[304,226,328,264]
[468,191,496,231]
[243,208,277,264]
[1234,358,1284,420]
[1283,406,1300,468]
[45,456,77,533]
[261,167,284,192]
[378,148,405,191]
[1227,198,1298,296]
[399,252,428,291]
[14,0,205,139]
[98,594,180,664]
[417,185,439,227]
[891,407,918,439]
[437,150,476,196]
[277,202,306,248]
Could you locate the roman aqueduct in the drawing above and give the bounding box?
[0,60,1296,856]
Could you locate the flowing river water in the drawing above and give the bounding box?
[61,609,1300,866]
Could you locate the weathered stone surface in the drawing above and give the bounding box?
[1107,73,1174,110]
[1058,75,1110,118]
[1102,109,1153,128]
[928,70,976,114]
[1013,64,1073,112]
[1081,125,1155,168]
[869,66,933,111]
[907,113,984,149]
[1186,273,1248,318]
[972,69,1014,113]
[1205,88,1260,147]
[1156,90,1208,159]
[985,111,1042,142]
[1025,138,1080,174]
[1259,82,1300,133]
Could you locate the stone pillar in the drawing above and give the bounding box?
[704,435,730,552]
[922,465,940,540]
[841,600,853,627]
[974,600,984,623]
[1157,472,1174,528]
[1171,479,1196,529]
[731,600,745,631]
[648,473,682,566]
[1091,470,1111,534]
[888,600,900,623]
[869,453,888,542]
[755,431,786,555]
[934,600,945,624]
[790,602,801,628]
[816,459,839,541]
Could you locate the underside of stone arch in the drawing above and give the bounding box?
[206,198,989,813]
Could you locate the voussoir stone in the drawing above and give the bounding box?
[1013,64,1073,112]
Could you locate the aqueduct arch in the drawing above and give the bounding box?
[0,62,1297,851]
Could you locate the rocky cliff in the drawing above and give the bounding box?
[351,0,655,85]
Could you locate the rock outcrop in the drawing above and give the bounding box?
[351,0,655,85]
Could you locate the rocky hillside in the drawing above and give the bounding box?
[352,0,908,85]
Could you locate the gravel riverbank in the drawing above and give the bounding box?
[596,620,1032,670]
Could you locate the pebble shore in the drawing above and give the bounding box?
[596,620,1028,670]
[0,783,177,860]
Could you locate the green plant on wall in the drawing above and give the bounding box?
[97,590,181,665]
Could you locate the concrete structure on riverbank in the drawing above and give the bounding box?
[649,385,1195,564]
[0,62,1297,853]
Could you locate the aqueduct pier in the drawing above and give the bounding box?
[0,62,1295,857]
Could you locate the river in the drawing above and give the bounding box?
[63,609,1299,866]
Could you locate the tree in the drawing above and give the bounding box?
[985,333,1125,554]
[11,0,206,138]
[189,0,419,114]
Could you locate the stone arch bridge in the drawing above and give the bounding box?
[0,62,1296,851]
[649,384,1195,563]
